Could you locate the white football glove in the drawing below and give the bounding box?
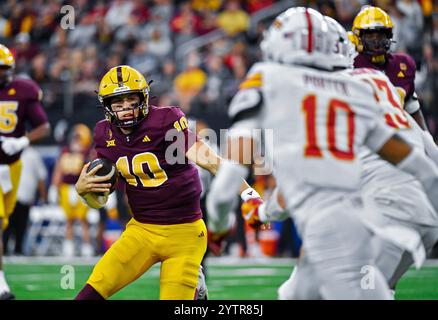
[1,136,30,156]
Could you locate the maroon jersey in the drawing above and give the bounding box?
[0,77,48,164]
[59,146,92,185]
[354,53,416,103]
[94,106,202,225]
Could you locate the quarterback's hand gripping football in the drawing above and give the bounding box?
[75,162,112,196]
[0,136,29,156]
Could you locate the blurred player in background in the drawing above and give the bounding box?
[208,7,438,299]
[49,123,94,257]
[349,6,429,131]
[74,65,251,300]
[3,146,47,256]
[0,44,50,299]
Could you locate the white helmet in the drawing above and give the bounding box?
[260,7,354,70]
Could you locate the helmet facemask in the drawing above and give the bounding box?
[102,91,149,128]
[360,28,393,64]
[0,65,14,89]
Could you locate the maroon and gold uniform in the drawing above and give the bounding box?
[58,145,91,220]
[87,106,206,299]
[354,53,416,110]
[80,65,207,300]
[0,77,48,229]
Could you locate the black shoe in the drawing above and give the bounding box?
[0,291,16,300]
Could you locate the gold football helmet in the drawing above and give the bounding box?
[351,6,394,63]
[98,65,150,128]
[0,44,15,88]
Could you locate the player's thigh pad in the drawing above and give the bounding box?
[87,219,159,298]
[4,159,22,217]
[159,218,207,299]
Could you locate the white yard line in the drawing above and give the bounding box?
[5,255,438,267]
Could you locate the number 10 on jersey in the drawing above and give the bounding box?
[302,94,355,161]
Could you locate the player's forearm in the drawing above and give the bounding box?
[51,161,62,187]
[26,123,51,143]
[187,140,222,175]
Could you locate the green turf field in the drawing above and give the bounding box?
[3,257,438,300]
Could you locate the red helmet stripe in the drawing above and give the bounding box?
[304,8,313,53]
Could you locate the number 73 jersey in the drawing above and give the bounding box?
[228,62,396,211]
[93,105,203,225]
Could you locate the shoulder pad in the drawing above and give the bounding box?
[228,88,262,121]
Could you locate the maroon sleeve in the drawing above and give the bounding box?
[163,107,199,154]
[24,80,48,128]
[93,121,107,158]
[403,54,417,98]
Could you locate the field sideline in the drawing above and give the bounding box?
[4,257,438,300]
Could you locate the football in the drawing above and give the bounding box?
[86,158,118,195]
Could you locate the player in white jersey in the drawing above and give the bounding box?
[272,69,438,300]
[353,68,438,290]
[260,44,438,300]
[207,7,438,299]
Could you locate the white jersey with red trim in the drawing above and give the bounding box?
[228,62,396,224]
[348,68,425,189]
[345,69,438,227]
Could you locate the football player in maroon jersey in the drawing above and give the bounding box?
[0,44,50,300]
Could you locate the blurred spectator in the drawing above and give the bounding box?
[174,51,207,112]
[105,0,135,31]
[246,0,274,14]
[197,11,219,35]
[396,0,425,65]
[171,1,202,34]
[3,147,47,256]
[114,15,143,45]
[145,28,173,59]
[131,0,150,24]
[152,0,174,23]
[192,0,223,12]
[203,54,230,104]
[12,32,39,75]
[3,1,35,38]
[68,14,97,48]
[333,0,367,28]
[154,59,177,96]
[127,40,160,79]
[217,0,250,36]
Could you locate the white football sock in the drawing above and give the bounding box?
[0,271,11,294]
[63,240,75,257]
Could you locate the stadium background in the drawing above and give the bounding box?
[1,0,438,299]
